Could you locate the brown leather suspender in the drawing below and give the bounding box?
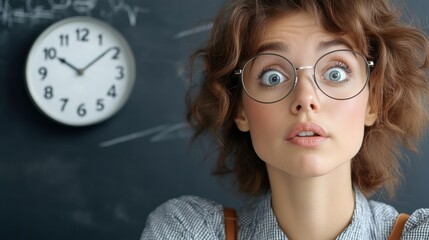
[223,207,408,240]
[388,213,409,240]
[223,207,237,240]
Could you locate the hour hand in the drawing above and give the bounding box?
[58,57,83,75]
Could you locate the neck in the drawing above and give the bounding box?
[268,163,355,240]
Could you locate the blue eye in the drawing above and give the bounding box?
[323,67,348,82]
[260,70,286,86]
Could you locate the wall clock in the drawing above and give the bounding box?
[25,16,136,126]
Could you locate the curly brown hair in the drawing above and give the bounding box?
[186,0,429,198]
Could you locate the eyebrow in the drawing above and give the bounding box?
[317,38,352,51]
[256,42,288,53]
[256,38,352,54]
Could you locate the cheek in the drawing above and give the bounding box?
[344,94,369,122]
[327,95,369,152]
[330,101,367,124]
[242,99,288,156]
[243,97,288,131]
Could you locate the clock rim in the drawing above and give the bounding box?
[25,16,136,127]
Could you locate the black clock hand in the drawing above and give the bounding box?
[58,57,83,75]
[81,47,115,73]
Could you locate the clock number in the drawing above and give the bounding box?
[96,99,105,111]
[43,48,57,60]
[112,47,120,60]
[44,86,53,99]
[60,98,69,111]
[76,28,89,42]
[38,67,47,80]
[115,66,124,80]
[59,34,69,47]
[77,104,87,117]
[107,85,116,98]
[98,34,103,46]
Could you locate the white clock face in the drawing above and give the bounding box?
[26,16,135,126]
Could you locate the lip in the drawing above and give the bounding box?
[286,122,328,147]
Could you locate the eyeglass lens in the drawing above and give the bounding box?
[241,50,369,103]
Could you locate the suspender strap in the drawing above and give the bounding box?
[388,213,409,240]
[224,207,237,240]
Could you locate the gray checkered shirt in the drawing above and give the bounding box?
[141,190,429,239]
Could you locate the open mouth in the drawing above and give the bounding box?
[297,131,320,137]
[286,123,328,147]
[286,122,327,141]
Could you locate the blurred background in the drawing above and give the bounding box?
[0,0,427,239]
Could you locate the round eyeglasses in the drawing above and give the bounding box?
[235,49,374,103]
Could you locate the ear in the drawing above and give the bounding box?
[234,104,250,132]
[364,102,377,126]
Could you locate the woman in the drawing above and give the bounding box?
[142,0,429,239]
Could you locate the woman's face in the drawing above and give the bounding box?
[235,12,377,178]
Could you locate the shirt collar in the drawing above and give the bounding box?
[336,189,375,239]
[248,189,375,240]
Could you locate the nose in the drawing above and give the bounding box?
[290,67,321,114]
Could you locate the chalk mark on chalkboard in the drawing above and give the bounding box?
[0,0,148,27]
[106,0,150,26]
[99,122,192,148]
[151,122,191,142]
[174,22,213,39]
[99,125,168,147]
[0,0,56,26]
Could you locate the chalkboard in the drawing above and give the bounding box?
[0,0,427,240]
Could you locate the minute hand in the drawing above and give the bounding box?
[81,47,114,73]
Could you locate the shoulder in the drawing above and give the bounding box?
[149,195,224,219]
[403,208,429,239]
[141,195,225,240]
[368,200,429,238]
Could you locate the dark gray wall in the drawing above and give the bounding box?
[0,0,427,239]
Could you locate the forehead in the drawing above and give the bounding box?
[256,12,356,54]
